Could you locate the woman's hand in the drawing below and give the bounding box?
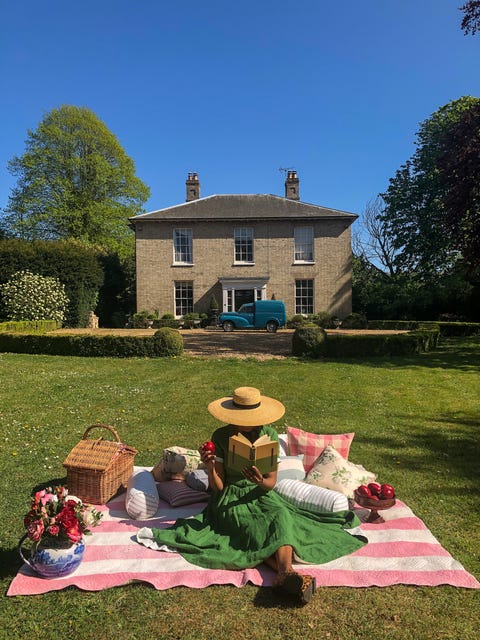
[243,466,277,491]
[242,465,264,486]
[199,445,216,469]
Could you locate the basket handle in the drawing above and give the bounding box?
[82,424,121,442]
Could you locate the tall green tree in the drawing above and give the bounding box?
[381,96,480,278]
[460,1,480,35]
[1,105,150,256]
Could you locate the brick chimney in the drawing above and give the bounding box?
[186,172,200,201]
[285,170,300,200]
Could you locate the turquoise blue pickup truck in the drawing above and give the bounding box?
[218,300,287,333]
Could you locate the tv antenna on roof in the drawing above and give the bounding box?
[278,167,295,175]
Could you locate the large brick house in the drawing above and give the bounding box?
[130,172,357,319]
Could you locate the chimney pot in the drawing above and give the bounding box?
[186,172,200,201]
[285,169,300,200]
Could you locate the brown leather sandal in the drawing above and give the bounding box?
[273,571,316,605]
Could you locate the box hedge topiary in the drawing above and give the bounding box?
[0,328,184,358]
[292,326,327,357]
[151,328,184,356]
[291,327,439,359]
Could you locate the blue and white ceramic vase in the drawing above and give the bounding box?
[18,534,85,578]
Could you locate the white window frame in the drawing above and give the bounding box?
[173,228,193,264]
[174,281,193,317]
[295,279,314,315]
[234,227,254,264]
[294,226,314,263]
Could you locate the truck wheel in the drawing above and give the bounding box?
[266,321,278,333]
[223,321,235,332]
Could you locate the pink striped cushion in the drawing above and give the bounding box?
[287,426,354,473]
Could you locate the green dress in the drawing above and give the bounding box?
[146,425,366,569]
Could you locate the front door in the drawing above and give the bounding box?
[234,289,254,311]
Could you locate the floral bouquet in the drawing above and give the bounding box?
[23,485,102,544]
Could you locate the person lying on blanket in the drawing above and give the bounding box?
[136,386,366,605]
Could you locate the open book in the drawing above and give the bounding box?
[227,433,279,475]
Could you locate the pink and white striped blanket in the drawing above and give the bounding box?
[8,489,479,596]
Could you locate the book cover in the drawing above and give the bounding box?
[227,433,279,475]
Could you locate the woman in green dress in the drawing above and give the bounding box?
[137,387,366,605]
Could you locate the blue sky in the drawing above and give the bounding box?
[1,1,479,224]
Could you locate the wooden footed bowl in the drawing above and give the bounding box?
[354,490,396,523]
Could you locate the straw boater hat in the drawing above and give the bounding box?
[208,387,285,427]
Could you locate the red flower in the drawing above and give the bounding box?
[65,522,83,543]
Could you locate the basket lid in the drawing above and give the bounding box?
[62,424,137,472]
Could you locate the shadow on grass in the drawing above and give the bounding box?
[0,547,22,579]
[31,476,68,494]
[322,336,480,372]
[360,410,480,486]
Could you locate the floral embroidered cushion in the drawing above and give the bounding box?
[305,445,376,499]
[152,446,205,481]
[287,426,355,473]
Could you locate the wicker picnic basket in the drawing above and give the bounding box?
[63,424,138,504]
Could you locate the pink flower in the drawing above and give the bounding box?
[34,490,46,504]
[47,524,60,536]
[41,492,56,505]
[27,520,45,542]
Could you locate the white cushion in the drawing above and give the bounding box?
[276,455,306,482]
[305,445,376,499]
[278,433,289,456]
[274,478,349,513]
[125,469,160,519]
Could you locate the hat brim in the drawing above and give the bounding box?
[208,395,285,427]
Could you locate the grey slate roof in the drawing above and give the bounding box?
[130,194,357,223]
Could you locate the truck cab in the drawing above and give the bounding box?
[218,300,287,333]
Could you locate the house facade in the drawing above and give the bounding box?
[130,172,357,319]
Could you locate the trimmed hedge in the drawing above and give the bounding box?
[0,328,183,358]
[323,329,439,358]
[368,320,480,336]
[0,320,59,334]
[292,326,439,358]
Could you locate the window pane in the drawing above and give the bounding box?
[175,281,193,316]
[294,227,313,262]
[234,227,253,262]
[174,229,193,263]
[295,279,314,314]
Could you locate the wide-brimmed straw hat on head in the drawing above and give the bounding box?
[208,386,285,427]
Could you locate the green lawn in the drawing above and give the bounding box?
[1,338,479,640]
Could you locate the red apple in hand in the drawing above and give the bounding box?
[380,483,395,499]
[368,482,382,497]
[202,441,215,454]
[356,485,372,497]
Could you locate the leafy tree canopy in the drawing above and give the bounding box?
[460,1,480,35]
[1,105,150,256]
[381,96,480,278]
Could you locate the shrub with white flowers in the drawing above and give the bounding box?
[0,270,69,323]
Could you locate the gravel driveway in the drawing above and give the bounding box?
[51,327,294,359]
